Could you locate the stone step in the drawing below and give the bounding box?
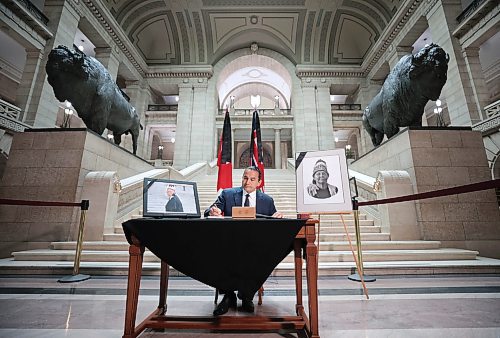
[319,219,374,226]
[281,248,478,263]
[112,224,381,234]
[3,257,500,277]
[317,226,381,234]
[12,247,478,263]
[102,232,391,242]
[318,241,441,251]
[319,233,390,241]
[51,240,440,252]
[12,249,161,263]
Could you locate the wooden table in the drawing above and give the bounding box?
[122,218,320,337]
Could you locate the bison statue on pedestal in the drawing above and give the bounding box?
[362,43,449,146]
[46,45,142,154]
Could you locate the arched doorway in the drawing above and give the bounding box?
[238,146,272,169]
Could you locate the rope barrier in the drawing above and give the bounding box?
[0,198,84,208]
[358,179,500,207]
[0,198,90,283]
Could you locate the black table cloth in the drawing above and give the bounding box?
[122,218,306,297]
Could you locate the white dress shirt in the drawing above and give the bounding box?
[242,190,256,207]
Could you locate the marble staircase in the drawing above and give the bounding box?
[4,169,500,276]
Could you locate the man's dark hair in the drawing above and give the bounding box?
[244,166,261,180]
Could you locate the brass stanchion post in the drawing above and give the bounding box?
[348,198,376,283]
[59,200,91,283]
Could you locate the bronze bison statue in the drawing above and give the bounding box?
[46,45,142,154]
[362,43,449,146]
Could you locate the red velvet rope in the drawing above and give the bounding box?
[357,179,500,207]
[0,198,88,209]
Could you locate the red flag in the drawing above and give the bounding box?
[250,110,265,190]
[217,109,232,192]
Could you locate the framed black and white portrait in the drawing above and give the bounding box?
[143,178,201,218]
[295,149,352,213]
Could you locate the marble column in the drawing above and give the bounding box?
[174,81,212,168]
[426,0,482,125]
[23,0,81,127]
[173,84,194,168]
[189,82,210,164]
[94,47,120,81]
[15,50,44,122]
[231,128,235,165]
[123,80,149,157]
[387,45,413,70]
[274,128,281,169]
[315,84,335,150]
[462,47,489,120]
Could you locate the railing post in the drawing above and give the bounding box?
[58,200,91,283]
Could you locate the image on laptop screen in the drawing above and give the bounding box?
[143,178,201,218]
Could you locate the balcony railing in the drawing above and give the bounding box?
[0,99,30,132]
[218,108,292,116]
[147,104,178,111]
[484,99,500,118]
[472,99,500,133]
[0,99,21,120]
[15,0,49,25]
[456,0,486,23]
[331,104,362,110]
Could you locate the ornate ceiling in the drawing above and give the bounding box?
[101,0,401,66]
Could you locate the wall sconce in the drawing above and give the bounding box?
[345,144,354,159]
[62,106,73,128]
[433,99,444,127]
[171,137,175,143]
[334,137,339,143]
[175,96,179,102]
[157,144,164,160]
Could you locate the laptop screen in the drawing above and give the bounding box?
[143,178,201,218]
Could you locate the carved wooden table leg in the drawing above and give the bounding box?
[123,237,145,338]
[294,239,303,316]
[306,224,320,338]
[158,261,169,315]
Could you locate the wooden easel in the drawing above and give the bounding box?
[310,209,371,300]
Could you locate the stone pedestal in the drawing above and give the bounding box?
[0,129,153,258]
[351,127,500,258]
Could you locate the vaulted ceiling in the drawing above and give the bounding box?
[102,0,400,66]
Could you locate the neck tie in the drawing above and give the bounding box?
[244,193,250,207]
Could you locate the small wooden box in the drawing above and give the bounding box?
[232,206,256,219]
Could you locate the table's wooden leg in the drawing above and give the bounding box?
[294,239,303,315]
[305,227,320,338]
[123,242,145,338]
[158,260,169,314]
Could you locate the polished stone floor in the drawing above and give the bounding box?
[0,274,499,337]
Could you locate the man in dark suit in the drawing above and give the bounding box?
[205,166,283,316]
[165,185,183,212]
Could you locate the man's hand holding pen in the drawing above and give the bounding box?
[209,204,222,216]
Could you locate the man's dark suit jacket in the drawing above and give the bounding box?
[165,194,183,212]
[204,187,277,217]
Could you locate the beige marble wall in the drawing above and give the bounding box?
[350,127,500,258]
[0,129,153,258]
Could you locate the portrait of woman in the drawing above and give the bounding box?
[306,159,338,199]
[295,149,352,213]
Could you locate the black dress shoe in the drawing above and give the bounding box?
[240,299,255,313]
[213,292,237,316]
